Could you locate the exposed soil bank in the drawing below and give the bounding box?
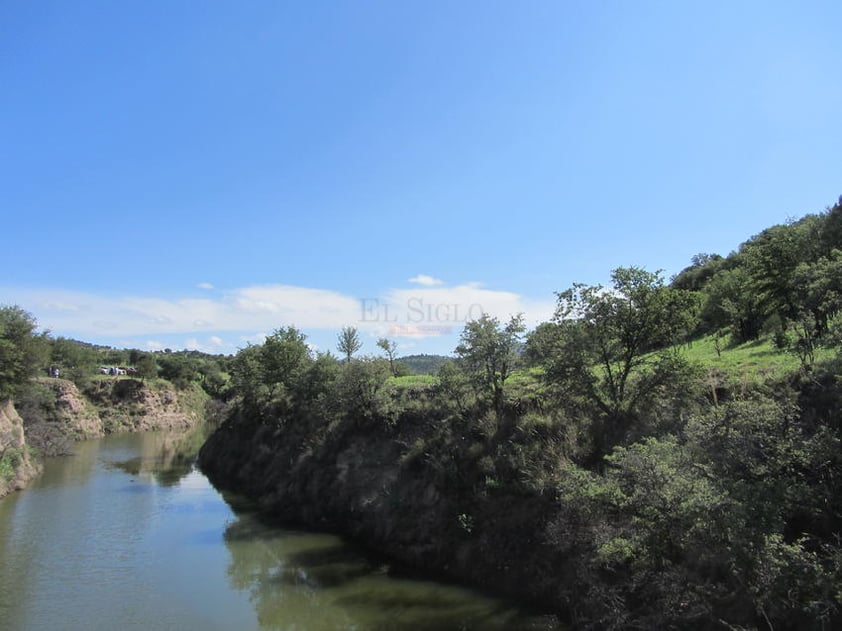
[1,377,207,497]
[0,400,41,499]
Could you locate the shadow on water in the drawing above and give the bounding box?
[221,505,563,631]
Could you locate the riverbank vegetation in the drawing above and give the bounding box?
[199,197,842,630]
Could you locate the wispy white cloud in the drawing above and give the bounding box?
[0,280,556,348]
[197,282,215,290]
[407,274,444,286]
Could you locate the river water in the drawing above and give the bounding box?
[0,429,560,630]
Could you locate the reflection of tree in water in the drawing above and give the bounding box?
[222,511,560,631]
[109,425,213,486]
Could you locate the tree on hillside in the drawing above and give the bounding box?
[455,313,525,415]
[741,218,822,329]
[376,337,399,376]
[670,253,726,292]
[0,305,48,401]
[337,326,362,363]
[546,267,698,457]
[524,321,563,367]
[699,265,765,342]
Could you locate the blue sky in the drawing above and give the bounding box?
[2,1,840,357]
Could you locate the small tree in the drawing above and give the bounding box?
[335,357,394,422]
[337,326,362,363]
[376,337,399,376]
[135,353,158,382]
[455,313,525,415]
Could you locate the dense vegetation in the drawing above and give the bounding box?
[200,197,842,630]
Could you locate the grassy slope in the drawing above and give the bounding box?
[679,333,835,382]
[391,334,837,398]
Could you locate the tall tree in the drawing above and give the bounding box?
[337,326,362,364]
[742,218,820,327]
[376,337,399,376]
[261,326,310,394]
[546,268,698,455]
[0,305,48,401]
[455,313,525,414]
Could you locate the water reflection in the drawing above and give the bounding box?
[107,424,213,486]
[0,429,561,631]
[222,507,560,631]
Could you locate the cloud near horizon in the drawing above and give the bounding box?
[0,281,556,350]
[407,274,444,286]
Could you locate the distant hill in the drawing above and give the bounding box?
[397,354,450,375]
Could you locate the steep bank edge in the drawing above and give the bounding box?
[198,416,570,619]
[0,400,41,499]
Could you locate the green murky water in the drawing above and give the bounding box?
[0,430,560,630]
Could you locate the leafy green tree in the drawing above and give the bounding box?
[792,251,842,337]
[197,361,229,398]
[436,359,473,414]
[376,337,399,376]
[670,252,726,291]
[699,265,764,341]
[261,326,310,395]
[157,353,199,388]
[334,357,394,422]
[49,337,98,386]
[229,344,269,416]
[742,217,821,328]
[296,351,341,413]
[135,353,158,381]
[818,198,842,254]
[524,321,563,367]
[546,268,698,456]
[455,313,525,414]
[337,326,362,363]
[0,305,48,401]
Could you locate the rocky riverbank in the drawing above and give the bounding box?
[0,400,41,499]
[1,377,208,497]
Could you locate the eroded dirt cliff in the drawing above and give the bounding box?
[0,400,41,499]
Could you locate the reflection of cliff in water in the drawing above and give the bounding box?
[222,508,561,631]
[108,424,213,487]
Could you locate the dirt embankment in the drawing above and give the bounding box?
[1,378,207,497]
[79,378,205,434]
[23,378,206,456]
[0,400,41,499]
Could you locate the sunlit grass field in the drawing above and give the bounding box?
[678,333,836,382]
